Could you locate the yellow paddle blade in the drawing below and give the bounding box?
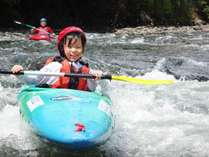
[111,75,175,85]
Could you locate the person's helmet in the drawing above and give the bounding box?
[57,26,84,45]
[57,26,86,57]
[40,18,47,23]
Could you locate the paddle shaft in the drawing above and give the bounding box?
[14,21,35,29]
[14,21,54,35]
[0,70,112,80]
[0,70,174,85]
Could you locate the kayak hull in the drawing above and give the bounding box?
[29,34,51,42]
[18,86,113,149]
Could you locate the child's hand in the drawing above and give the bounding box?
[31,28,35,34]
[91,70,103,80]
[11,65,24,74]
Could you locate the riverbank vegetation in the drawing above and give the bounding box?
[1,0,209,31]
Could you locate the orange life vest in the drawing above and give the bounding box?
[45,56,90,90]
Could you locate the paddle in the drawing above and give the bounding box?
[14,20,36,29]
[0,70,174,85]
[14,20,55,36]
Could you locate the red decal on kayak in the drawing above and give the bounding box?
[75,123,85,132]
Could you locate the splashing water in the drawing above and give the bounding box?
[0,30,209,156]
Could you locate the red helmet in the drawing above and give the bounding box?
[57,26,86,57]
[57,26,84,46]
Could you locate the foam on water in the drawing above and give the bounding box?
[140,69,176,80]
[1,31,209,156]
[103,76,209,157]
[0,72,209,157]
[0,83,47,153]
[130,38,145,44]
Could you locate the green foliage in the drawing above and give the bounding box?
[196,0,209,20]
[203,7,209,17]
[150,0,193,25]
[2,0,20,6]
[0,0,209,29]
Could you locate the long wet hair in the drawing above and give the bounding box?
[58,32,86,58]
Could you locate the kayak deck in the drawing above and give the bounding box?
[18,86,113,149]
[29,34,52,42]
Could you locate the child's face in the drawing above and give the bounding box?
[63,37,83,62]
[40,21,47,27]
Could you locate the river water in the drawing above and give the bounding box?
[0,30,209,157]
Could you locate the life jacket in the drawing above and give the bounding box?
[45,56,90,90]
[35,26,54,35]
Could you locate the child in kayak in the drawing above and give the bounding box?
[11,26,102,91]
[30,18,54,39]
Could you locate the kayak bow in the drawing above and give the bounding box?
[18,86,114,149]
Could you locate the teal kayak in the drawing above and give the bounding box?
[17,86,113,149]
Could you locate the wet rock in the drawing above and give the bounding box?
[114,25,209,36]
